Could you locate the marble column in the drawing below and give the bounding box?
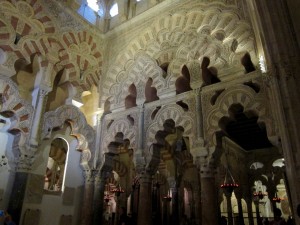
[137,173,152,225]
[7,172,28,225]
[81,170,95,225]
[93,174,106,225]
[171,186,179,225]
[199,162,218,225]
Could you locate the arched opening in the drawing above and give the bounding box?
[175,65,192,95]
[44,138,69,192]
[241,52,255,74]
[125,83,137,109]
[145,78,159,103]
[201,57,220,87]
[215,103,291,224]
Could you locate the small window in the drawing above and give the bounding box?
[110,3,119,17]
[136,0,141,2]
[87,0,99,12]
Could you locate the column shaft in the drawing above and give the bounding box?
[137,174,152,225]
[200,176,218,225]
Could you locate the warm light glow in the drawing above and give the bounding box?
[72,99,84,108]
[87,0,99,12]
[259,55,267,73]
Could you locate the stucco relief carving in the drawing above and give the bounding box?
[108,54,165,107]
[102,118,137,151]
[102,4,255,100]
[203,83,276,147]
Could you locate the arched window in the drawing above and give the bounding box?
[110,3,119,17]
[44,138,69,192]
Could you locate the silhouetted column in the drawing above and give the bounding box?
[245,197,254,225]
[235,190,245,225]
[224,191,233,225]
[137,173,152,225]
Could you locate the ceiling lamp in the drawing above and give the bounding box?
[272,192,283,203]
[253,190,267,200]
[112,184,125,197]
[220,168,239,195]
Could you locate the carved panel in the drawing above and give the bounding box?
[24,174,44,204]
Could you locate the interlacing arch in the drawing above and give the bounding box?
[116,53,166,105]
[204,85,276,146]
[146,104,194,149]
[102,3,255,101]
[0,75,33,134]
[102,118,137,151]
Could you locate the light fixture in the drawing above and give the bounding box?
[220,167,239,195]
[272,192,283,203]
[112,184,125,197]
[253,190,267,200]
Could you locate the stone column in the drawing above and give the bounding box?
[137,173,152,225]
[7,87,50,224]
[29,87,50,147]
[199,160,218,225]
[245,197,254,225]
[162,197,171,225]
[194,88,203,139]
[224,191,233,225]
[253,199,261,225]
[167,177,179,225]
[93,173,106,225]
[81,170,95,225]
[235,190,245,225]
[249,1,300,223]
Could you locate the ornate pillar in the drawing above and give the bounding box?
[81,170,95,225]
[8,87,50,224]
[137,173,152,225]
[198,158,218,225]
